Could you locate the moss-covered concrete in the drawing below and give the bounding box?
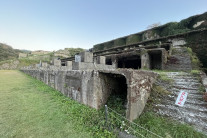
[93,12,207,52]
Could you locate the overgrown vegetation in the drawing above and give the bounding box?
[191,70,201,75]
[106,93,126,116]
[93,12,207,52]
[153,70,174,84]
[187,47,202,69]
[134,111,205,138]
[65,48,84,57]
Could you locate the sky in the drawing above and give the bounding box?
[0,0,207,51]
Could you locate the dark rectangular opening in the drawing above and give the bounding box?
[100,73,127,115]
[149,51,162,70]
[118,56,141,69]
[106,58,112,65]
[161,45,171,53]
[61,62,66,66]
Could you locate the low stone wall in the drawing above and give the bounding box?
[21,68,157,121]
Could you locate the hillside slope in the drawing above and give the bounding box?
[0,43,20,61]
[0,43,85,69]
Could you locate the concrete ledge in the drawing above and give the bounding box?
[72,62,115,70]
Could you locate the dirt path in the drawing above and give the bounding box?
[0,70,91,138]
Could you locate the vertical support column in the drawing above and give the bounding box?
[96,56,106,64]
[141,52,150,69]
[80,51,93,63]
[53,59,61,67]
[66,61,72,70]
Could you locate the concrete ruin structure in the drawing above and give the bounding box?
[22,51,157,121]
[21,12,207,121]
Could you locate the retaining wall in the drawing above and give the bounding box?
[21,67,157,121]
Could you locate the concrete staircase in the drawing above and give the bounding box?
[154,72,207,135]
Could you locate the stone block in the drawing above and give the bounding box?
[36,64,40,68]
[66,61,72,70]
[80,52,93,63]
[42,62,48,68]
[97,56,106,64]
[141,53,150,69]
[54,59,61,66]
[72,62,95,70]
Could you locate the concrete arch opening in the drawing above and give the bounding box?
[149,51,162,70]
[99,72,128,115]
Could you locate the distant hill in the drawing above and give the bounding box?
[0,43,20,61]
[0,43,85,69]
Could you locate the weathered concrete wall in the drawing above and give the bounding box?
[141,52,150,69]
[53,59,61,66]
[80,52,93,63]
[97,69,157,120]
[72,62,115,70]
[22,68,99,109]
[21,68,157,121]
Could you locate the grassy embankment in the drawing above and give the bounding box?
[0,70,113,138]
[0,70,205,138]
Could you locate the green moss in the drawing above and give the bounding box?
[126,34,141,45]
[104,41,114,50]
[93,44,105,51]
[114,38,126,47]
[159,22,190,37]
[93,12,207,53]
[190,70,200,75]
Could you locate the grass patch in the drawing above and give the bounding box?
[191,70,201,75]
[0,70,115,138]
[134,111,205,138]
[18,59,40,67]
[153,70,174,84]
[159,73,174,84]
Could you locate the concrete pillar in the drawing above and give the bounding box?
[97,56,106,64]
[66,61,72,70]
[141,52,150,69]
[80,52,93,63]
[42,62,48,68]
[54,59,61,66]
[39,60,42,67]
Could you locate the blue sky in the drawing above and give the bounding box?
[0,0,206,51]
